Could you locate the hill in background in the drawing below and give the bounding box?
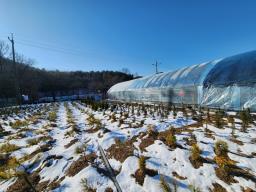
[0,54,134,104]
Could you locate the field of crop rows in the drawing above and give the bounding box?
[0,101,255,192]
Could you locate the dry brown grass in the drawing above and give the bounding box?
[36,176,65,191]
[210,183,227,192]
[66,153,97,177]
[107,139,135,162]
[172,171,187,180]
[6,172,40,192]
[64,139,78,149]
[139,137,155,152]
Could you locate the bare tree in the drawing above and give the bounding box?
[15,54,35,100]
[0,40,9,57]
[121,68,131,75]
[16,53,34,75]
[0,41,9,71]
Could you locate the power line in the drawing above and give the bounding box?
[15,37,86,54]
[15,40,88,57]
[2,34,137,71]
[15,39,82,54]
[11,33,80,49]
[0,33,90,57]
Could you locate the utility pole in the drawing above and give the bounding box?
[8,33,16,64]
[8,33,20,104]
[152,61,160,74]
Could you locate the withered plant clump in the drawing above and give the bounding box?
[189,144,203,169]
[213,140,236,184]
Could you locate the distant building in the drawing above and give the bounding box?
[38,89,102,102]
[107,51,256,111]
[0,98,16,108]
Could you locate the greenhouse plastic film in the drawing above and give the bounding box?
[108,50,256,111]
[201,85,256,111]
[203,51,256,87]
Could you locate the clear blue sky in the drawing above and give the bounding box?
[0,0,256,76]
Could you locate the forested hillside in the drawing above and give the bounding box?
[0,41,134,102]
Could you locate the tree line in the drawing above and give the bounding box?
[0,40,134,103]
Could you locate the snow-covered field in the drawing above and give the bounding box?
[0,102,255,192]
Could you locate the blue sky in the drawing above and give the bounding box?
[0,0,256,75]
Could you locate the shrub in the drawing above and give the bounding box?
[206,108,211,122]
[66,108,74,125]
[71,124,80,133]
[183,109,188,120]
[123,112,129,119]
[7,156,19,168]
[240,108,251,132]
[191,144,201,161]
[214,156,233,169]
[191,109,197,120]
[214,154,234,182]
[166,133,176,147]
[87,114,101,129]
[197,113,203,124]
[214,112,223,128]
[87,114,95,125]
[160,112,165,121]
[27,138,40,146]
[48,111,57,122]
[143,109,148,117]
[218,109,225,118]
[190,134,197,143]
[138,156,146,172]
[173,111,177,119]
[188,184,201,192]
[169,126,176,135]
[131,106,134,115]
[0,156,20,179]
[80,178,96,192]
[227,116,236,137]
[11,120,29,129]
[118,119,124,127]
[105,187,113,192]
[94,119,102,130]
[147,124,158,138]
[75,143,87,154]
[110,113,116,122]
[227,116,234,125]
[140,119,145,126]
[160,175,171,192]
[214,140,228,157]
[231,127,236,139]
[0,124,3,131]
[65,129,75,137]
[75,146,84,154]
[0,143,20,153]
